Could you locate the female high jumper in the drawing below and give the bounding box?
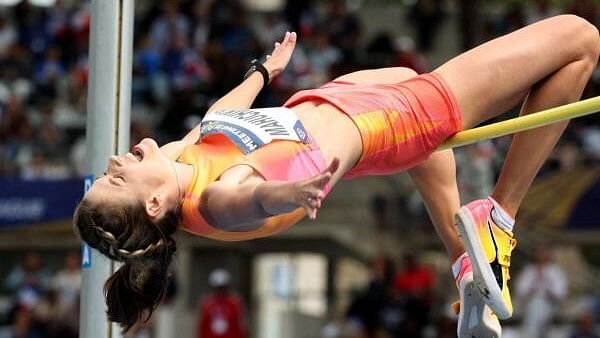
[74,15,599,337]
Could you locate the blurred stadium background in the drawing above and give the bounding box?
[0,0,599,337]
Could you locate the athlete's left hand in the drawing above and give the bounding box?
[294,158,340,220]
[263,31,297,81]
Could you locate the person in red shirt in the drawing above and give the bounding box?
[394,254,435,296]
[197,269,247,338]
[393,254,436,337]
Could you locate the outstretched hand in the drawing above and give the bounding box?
[263,31,297,80]
[294,158,340,220]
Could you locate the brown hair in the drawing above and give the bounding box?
[73,197,180,333]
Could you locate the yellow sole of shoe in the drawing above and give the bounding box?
[456,207,512,320]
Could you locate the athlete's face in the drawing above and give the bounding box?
[86,138,174,206]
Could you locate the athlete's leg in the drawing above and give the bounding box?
[409,151,502,338]
[408,150,463,260]
[433,15,600,318]
[435,14,600,215]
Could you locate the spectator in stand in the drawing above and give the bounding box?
[51,251,81,313]
[324,0,361,62]
[526,0,561,24]
[346,256,395,338]
[35,46,65,99]
[366,32,395,68]
[392,36,428,74]
[0,16,17,57]
[407,0,446,52]
[256,12,290,52]
[197,269,247,338]
[134,33,166,105]
[370,194,388,229]
[1,95,34,176]
[190,0,214,50]
[4,252,51,309]
[501,2,527,34]
[516,247,568,338]
[69,1,90,58]
[580,125,600,162]
[305,29,342,84]
[394,254,435,300]
[284,0,316,35]
[554,139,583,172]
[456,140,497,203]
[149,0,190,53]
[164,34,211,92]
[32,289,62,338]
[570,312,600,338]
[393,253,435,338]
[11,304,39,338]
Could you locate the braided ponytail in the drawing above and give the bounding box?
[74,198,180,333]
[104,243,176,332]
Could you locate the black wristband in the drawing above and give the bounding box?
[243,59,270,90]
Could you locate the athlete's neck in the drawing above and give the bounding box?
[172,161,194,197]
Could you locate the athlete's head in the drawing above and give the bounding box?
[73,137,182,332]
[86,138,181,211]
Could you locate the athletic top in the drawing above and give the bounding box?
[178,107,328,241]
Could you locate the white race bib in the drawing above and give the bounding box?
[200,107,310,154]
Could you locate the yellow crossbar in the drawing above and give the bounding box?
[439,96,600,150]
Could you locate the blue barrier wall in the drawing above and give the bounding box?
[0,179,83,228]
[0,176,597,229]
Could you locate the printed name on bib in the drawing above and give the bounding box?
[200,107,310,154]
[217,109,290,136]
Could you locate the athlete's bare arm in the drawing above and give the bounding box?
[206,31,297,114]
[159,32,298,159]
[201,158,339,231]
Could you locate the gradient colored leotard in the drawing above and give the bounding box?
[178,108,328,241]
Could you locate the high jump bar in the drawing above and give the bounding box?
[439,96,600,150]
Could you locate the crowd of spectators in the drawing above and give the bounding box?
[0,0,598,180]
[0,0,369,179]
[328,249,600,338]
[0,251,80,338]
[0,0,599,337]
[0,0,596,184]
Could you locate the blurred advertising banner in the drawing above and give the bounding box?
[0,178,83,228]
[519,168,600,230]
[568,178,600,230]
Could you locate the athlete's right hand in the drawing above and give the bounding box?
[294,158,340,220]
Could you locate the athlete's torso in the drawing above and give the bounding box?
[209,101,361,192]
[178,105,360,240]
[291,101,363,183]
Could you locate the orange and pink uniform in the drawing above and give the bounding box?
[285,72,462,178]
[179,72,462,241]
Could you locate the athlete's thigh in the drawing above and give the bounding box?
[334,67,418,84]
[435,15,599,129]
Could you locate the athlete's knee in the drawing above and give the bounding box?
[557,15,600,61]
[553,14,597,32]
[581,21,600,63]
[574,16,599,60]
